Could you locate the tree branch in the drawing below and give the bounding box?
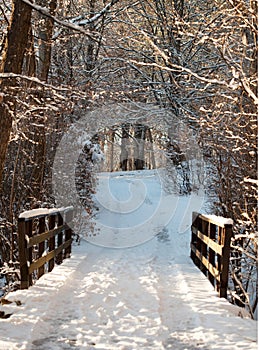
[20,0,97,40]
[0,73,87,98]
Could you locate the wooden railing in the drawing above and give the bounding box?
[190,212,233,298]
[18,207,73,289]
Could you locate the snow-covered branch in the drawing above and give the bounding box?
[0,73,87,98]
[75,0,120,26]
[20,0,96,39]
[129,59,232,88]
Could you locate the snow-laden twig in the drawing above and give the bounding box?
[20,0,97,40]
[0,73,87,98]
[75,0,120,26]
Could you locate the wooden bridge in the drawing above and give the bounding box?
[18,208,233,301]
[0,208,254,350]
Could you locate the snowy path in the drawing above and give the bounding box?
[0,170,257,350]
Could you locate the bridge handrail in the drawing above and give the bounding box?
[190,211,233,298]
[18,206,73,289]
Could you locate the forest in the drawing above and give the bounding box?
[0,0,257,318]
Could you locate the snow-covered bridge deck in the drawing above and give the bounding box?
[0,239,257,350]
[0,170,257,349]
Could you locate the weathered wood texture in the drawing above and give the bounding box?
[190,212,232,298]
[18,207,73,289]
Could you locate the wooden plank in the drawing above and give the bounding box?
[64,227,72,258]
[28,239,72,274]
[20,207,73,221]
[27,225,67,247]
[55,239,72,257]
[190,213,198,264]
[38,217,46,278]
[18,219,29,290]
[192,227,223,255]
[200,219,208,274]
[26,219,33,286]
[190,244,221,282]
[208,223,216,287]
[21,209,61,221]
[29,251,55,274]
[193,212,228,228]
[48,215,56,272]
[64,209,73,258]
[220,225,232,298]
[56,214,64,264]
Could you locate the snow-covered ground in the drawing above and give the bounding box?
[0,170,257,349]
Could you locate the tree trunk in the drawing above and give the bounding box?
[30,0,57,201]
[109,129,115,172]
[134,124,146,170]
[0,0,32,189]
[37,0,57,81]
[146,127,156,169]
[24,26,36,77]
[120,124,130,171]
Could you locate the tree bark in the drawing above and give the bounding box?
[0,0,32,189]
[37,0,57,81]
[146,127,156,169]
[29,0,57,201]
[120,124,130,171]
[134,124,146,170]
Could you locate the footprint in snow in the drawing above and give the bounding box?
[156,227,170,243]
[144,197,152,205]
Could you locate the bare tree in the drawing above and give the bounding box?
[0,0,32,187]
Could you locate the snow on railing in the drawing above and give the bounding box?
[18,207,74,289]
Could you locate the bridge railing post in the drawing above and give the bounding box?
[220,224,232,298]
[18,218,29,289]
